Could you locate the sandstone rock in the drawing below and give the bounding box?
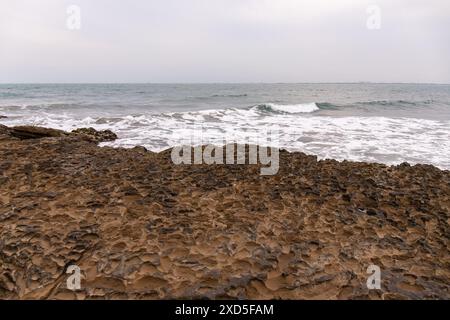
[0,124,13,141]
[0,124,10,134]
[0,125,118,144]
[71,127,118,142]
[10,126,67,139]
[132,146,148,153]
[0,125,449,300]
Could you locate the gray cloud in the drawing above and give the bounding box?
[0,0,449,83]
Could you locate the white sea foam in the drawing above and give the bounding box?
[257,102,320,114]
[1,106,449,170]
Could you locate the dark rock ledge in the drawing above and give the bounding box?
[0,124,117,143]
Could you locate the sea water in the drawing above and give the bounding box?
[1,83,449,169]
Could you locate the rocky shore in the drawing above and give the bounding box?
[0,124,449,299]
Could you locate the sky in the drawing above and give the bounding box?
[0,0,449,83]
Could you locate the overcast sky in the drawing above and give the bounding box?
[0,0,449,83]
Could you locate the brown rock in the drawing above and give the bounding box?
[0,124,11,134]
[0,125,117,144]
[9,126,67,139]
[71,127,118,142]
[0,124,449,300]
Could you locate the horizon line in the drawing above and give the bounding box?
[1,81,450,85]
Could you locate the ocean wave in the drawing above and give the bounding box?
[354,99,435,107]
[252,103,320,114]
[0,103,85,110]
[315,100,438,110]
[2,105,450,170]
[211,94,248,98]
[316,102,341,110]
[314,100,439,110]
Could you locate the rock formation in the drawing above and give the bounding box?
[71,127,117,143]
[0,125,118,143]
[8,126,68,140]
[0,125,448,300]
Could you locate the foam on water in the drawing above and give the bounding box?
[253,103,320,114]
[1,83,449,169]
[1,105,449,170]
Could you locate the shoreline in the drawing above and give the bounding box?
[0,125,449,299]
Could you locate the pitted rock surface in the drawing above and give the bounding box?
[0,126,449,299]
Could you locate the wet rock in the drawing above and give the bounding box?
[399,162,411,168]
[71,127,118,142]
[132,146,148,153]
[10,126,67,139]
[0,124,11,134]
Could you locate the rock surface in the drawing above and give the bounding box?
[0,124,11,135]
[0,125,118,143]
[71,127,118,143]
[9,126,68,140]
[0,125,449,300]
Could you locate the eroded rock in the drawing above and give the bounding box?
[71,127,118,142]
[10,126,67,140]
[0,125,449,300]
[0,125,118,143]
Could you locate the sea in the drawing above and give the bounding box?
[1,83,449,170]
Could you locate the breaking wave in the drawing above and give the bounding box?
[252,103,320,114]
